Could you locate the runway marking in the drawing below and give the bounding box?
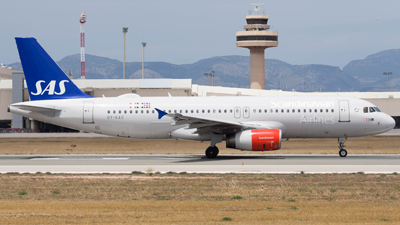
[102,158,129,160]
[30,158,60,160]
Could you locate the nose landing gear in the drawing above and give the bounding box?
[338,135,348,157]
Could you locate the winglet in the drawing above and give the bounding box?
[155,108,168,119]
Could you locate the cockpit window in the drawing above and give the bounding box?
[374,107,381,112]
[369,107,376,113]
[363,107,368,113]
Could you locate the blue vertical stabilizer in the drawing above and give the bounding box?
[15,37,92,101]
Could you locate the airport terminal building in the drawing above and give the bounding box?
[1,69,400,132]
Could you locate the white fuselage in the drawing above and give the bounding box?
[10,96,395,140]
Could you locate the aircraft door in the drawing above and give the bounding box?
[83,102,94,123]
[234,107,241,118]
[339,100,350,122]
[243,106,250,119]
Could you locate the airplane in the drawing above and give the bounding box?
[8,37,396,158]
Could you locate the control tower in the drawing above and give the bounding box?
[236,4,278,89]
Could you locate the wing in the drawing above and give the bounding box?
[155,108,286,134]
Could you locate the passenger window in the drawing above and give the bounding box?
[196,110,199,113]
[202,109,205,113]
[213,109,216,113]
[253,109,256,113]
[304,109,306,113]
[230,109,233,113]
[141,110,143,114]
[119,110,121,114]
[224,109,227,113]
[107,110,110,114]
[271,109,273,113]
[320,109,323,113]
[331,109,334,113]
[174,110,177,113]
[152,110,155,113]
[275,109,278,113]
[219,110,221,113]
[168,110,171,113]
[146,110,149,114]
[265,109,268,113]
[281,109,284,113]
[369,107,376,113]
[191,110,194,113]
[124,110,127,114]
[130,110,132,114]
[326,109,328,113]
[208,109,210,113]
[309,109,312,113]
[179,110,182,113]
[113,110,116,114]
[135,110,138,114]
[259,109,262,113]
[292,109,295,113]
[298,109,301,113]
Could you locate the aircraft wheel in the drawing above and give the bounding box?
[339,149,347,157]
[205,146,219,159]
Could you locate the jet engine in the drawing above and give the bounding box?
[226,129,282,151]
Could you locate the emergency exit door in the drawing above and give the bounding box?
[243,106,250,119]
[234,107,241,118]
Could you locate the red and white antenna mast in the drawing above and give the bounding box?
[80,12,86,79]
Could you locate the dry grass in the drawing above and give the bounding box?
[1,173,399,202]
[0,173,399,224]
[0,136,399,155]
[1,201,399,224]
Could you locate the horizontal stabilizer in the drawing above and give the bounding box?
[11,104,61,113]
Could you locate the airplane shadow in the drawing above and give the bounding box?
[174,155,286,163]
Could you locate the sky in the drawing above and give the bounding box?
[1,0,400,68]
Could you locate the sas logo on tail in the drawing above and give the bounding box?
[31,80,69,96]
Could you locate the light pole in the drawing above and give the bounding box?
[383,72,392,91]
[142,42,147,79]
[211,71,215,86]
[204,72,210,86]
[122,27,128,79]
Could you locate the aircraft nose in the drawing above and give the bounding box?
[388,115,396,129]
[384,114,396,131]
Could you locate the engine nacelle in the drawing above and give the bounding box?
[226,129,282,151]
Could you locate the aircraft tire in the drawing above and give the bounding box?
[339,149,347,157]
[205,146,219,159]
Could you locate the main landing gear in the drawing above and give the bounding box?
[338,135,348,157]
[206,146,219,158]
[205,133,223,159]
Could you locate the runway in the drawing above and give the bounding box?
[0,154,399,174]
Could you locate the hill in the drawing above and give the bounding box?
[10,48,400,92]
[343,49,400,91]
